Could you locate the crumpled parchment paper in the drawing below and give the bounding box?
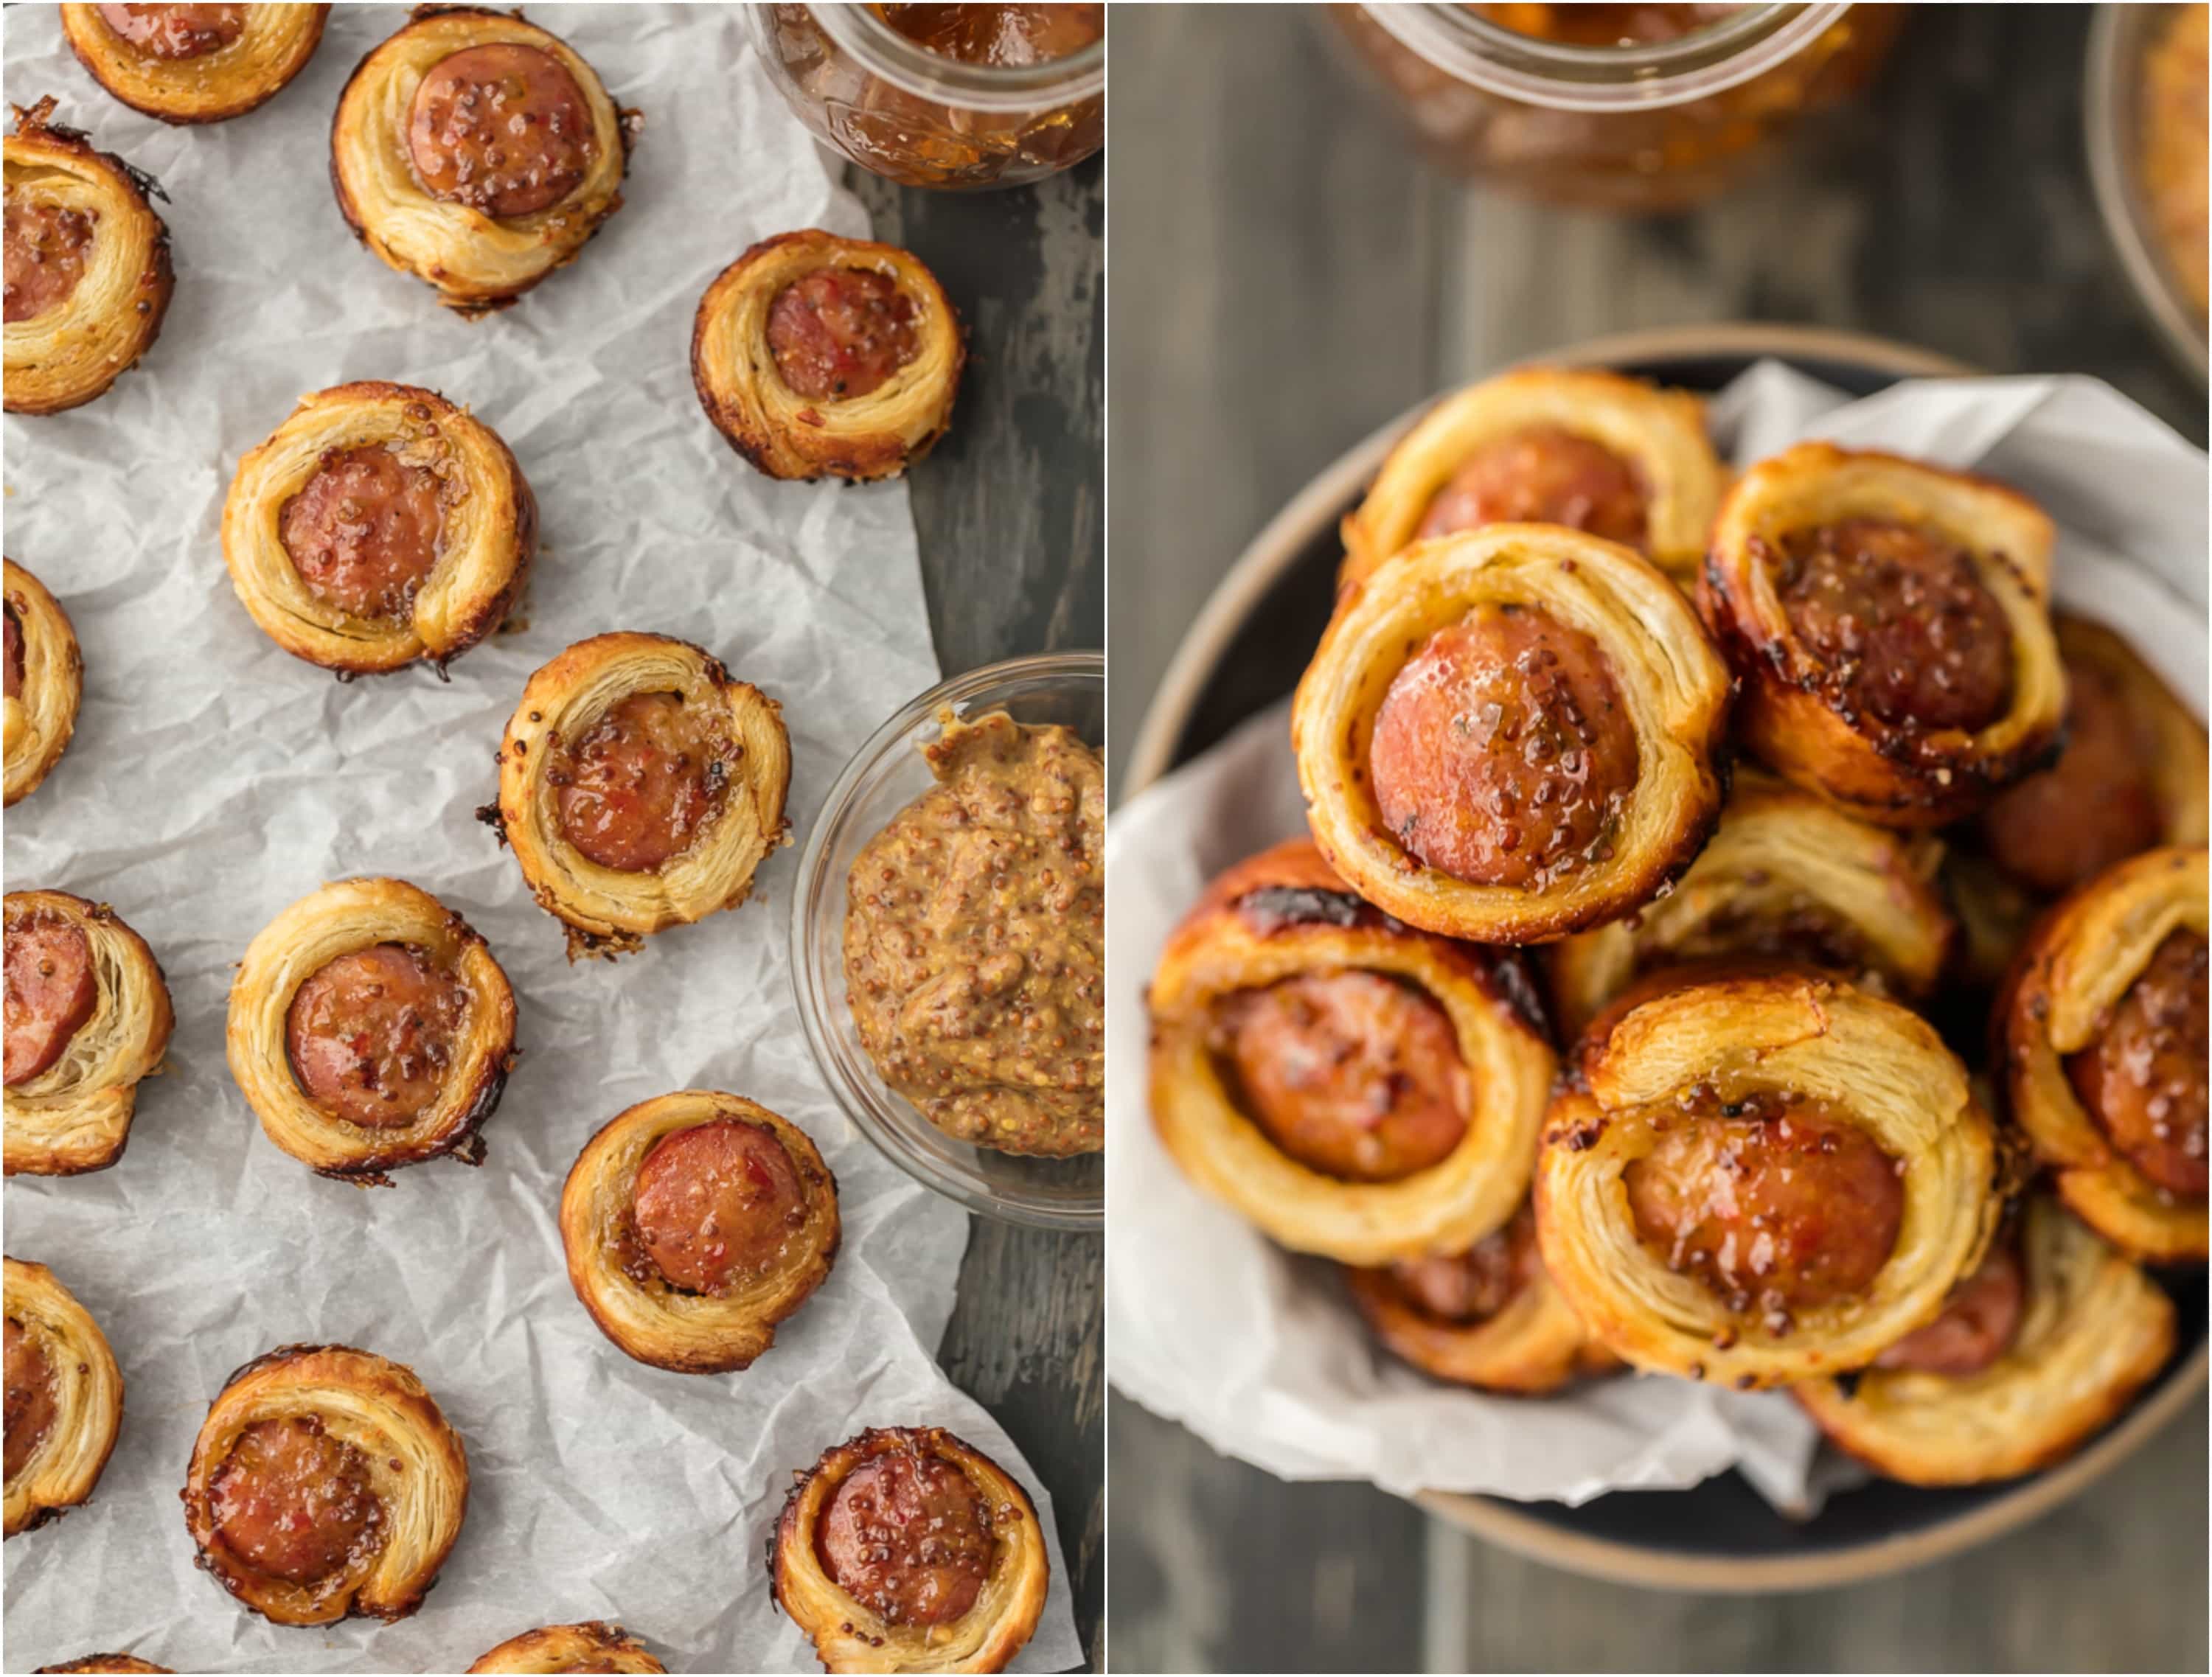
[2,7,1077,1672]
[1105,362,2206,1516]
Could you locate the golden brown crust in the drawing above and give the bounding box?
[60,4,327,124]
[3,97,173,416]
[4,891,172,1176]
[35,1658,172,1673]
[330,8,630,314]
[1698,442,2065,828]
[692,230,965,483]
[180,1343,467,1626]
[221,380,536,675]
[772,1426,1048,1675]
[466,1621,664,1673]
[1345,1236,1617,1395]
[1795,1196,2176,1485]
[4,559,84,807]
[1535,969,2001,1389]
[1340,366,1724,588]
[1547,769,1955,1042]
[493,632,793,958]
[1147,837,1556,1265]
[1293,523,1731,946]
[4,1258,122,1539]
[1997,845,2208,1263]
[558,1090,838,1375]
[224,877,518,1184]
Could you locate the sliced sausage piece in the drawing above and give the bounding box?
[1416,425,1649,551]
[4,1317,58,1482]
[553,691,732,874]
[210,1417,381,1586]
[3,195,96,326]
[4,606,24,700]
[2067,928,2208,1199]
[4,912,98,1088]
[1388,1204,1539,1320]
[285,944,467,1129]
[765,268,921,402]
[628,1118,808,1294]
[1873,1239,2025,1377]
[278,444,446,622]
[95,4,247,58]
[815,1442,995,1627]
[407,43,595,219]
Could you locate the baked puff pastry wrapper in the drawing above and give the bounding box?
[773,1426,1048,1675]
[1147,837,1556,1266]
[559,1090,839,1375]
[33,1658,170,1673]
[1999,845,2209,1263]
[1795,1196,2177,1485]
[1340,366,1724,588]
[3,97,173,416]
[1345,1234,1616,1396]
[331,7,629,313]
[4,559,84,806]
[4,890,172,1177]
[60,4,327,125]
[692,230,964,483]
[495,632,792,958]
[1698,442,2064,829]
[3,1257,122,1538]
[180,1343,467,1626]
[467,1621,664,1673]
[1535,970,2001,1390]
[1293,523,1732,946]
[222,380,536,674]
[225,876,518,1183]
[1547,769,1955,1042]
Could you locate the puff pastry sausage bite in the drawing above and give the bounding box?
[60,4,327,125]
[4,97,173,415]
[331,8,629,313]
[467,1622,664,1673]
[493,633,792,958]
[1699,443,2064,829]
[1795,1196,2175,1485]
[1341,366,1724,589]
[1535,969,2000,1389]
[4,1258,122,1538]
[223,382,535,676]
[4,560,83,807]
[1547,770,1954,1042]
[1294,523,1731,946]
[1346,1202,1615,1393]
[226,878,517,1183]
[5,891,171,1176]
[560,1090,838,1374]
[2000,846,2208,1263]
[1149,838,1554,1264]
[693,230,964,483]
[181,1344,467,1626]
[773,1426,1048,1675]
[34,1659,172,1673]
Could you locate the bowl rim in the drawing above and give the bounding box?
[789,649,1106,1233]
[1119,318,2209,1590]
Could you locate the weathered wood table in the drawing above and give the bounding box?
[1107,7,2205,1671]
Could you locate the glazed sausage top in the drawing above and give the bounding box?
[765,268,922,402]
[406,42,595,219]
[872,3,1105,66]
[626,1118,809,1295]
[3,194,97,326]
[1368,602,1641,891]
[550,690,736,874]
[815,1440,996,1628]
[94,3,247,58]
[284,944,468,1130]
[1414,426,1649,554]
[278,444,448,623]
[4,910,99,1088]
[1213,970,1468,1182]
[4,1315,59,1482]
[1871,1238,2024,1378]
[2066,928,2208,1199]
[4,605,23,699]
[1387,1203,1540,1321]
[208,1416,384,1586]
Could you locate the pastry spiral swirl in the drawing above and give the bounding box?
[1795,1196,2177,1485]
[1148,838,1555,1265]
[771,1426,1048,1675]
[559,1090,838,1374]
[330,7,630,314]
[181,1343,467,1626]
[493,632,792,958]
[4,97,173,416]
[1998,845,2208,1263]
[1698,442,2065,828]
[1535,969,2000,1388]
[4,559,84,808]
[222,381,535,675]
[1293,523,1731,945]
[60,4,327,125]
[692,229,964,483]
[466,1622,664,1673]
[4,890,172,1177]
[225,877,518,1184]
[4,1257,122,1538]
[1340,366,1724,589]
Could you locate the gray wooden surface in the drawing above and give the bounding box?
[851,158,1105,1673]
[1106,7,2208,1672]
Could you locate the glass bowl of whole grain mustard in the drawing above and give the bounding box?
[793,652,1105,1230]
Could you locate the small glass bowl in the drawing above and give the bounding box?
[792,652,1104,1231]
